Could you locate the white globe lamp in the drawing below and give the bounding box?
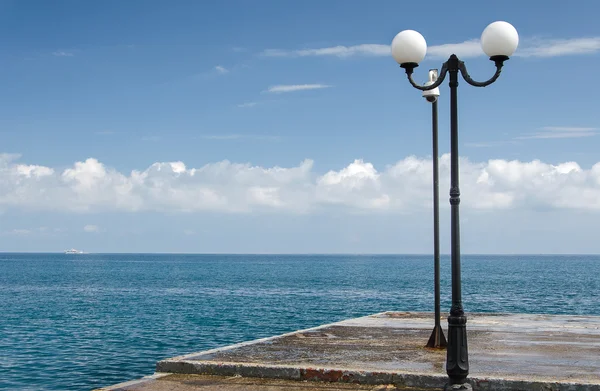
[481,21,519,59]
[391,30,427,66]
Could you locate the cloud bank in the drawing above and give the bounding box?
[1,153,600,214]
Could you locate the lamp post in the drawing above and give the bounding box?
[391,21,518,390]
[422,69,446,350]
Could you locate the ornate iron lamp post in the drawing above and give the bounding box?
[391,21,519,390]
[422,69,447,350]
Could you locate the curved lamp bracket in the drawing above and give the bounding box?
[459,55,509,87]
[401,55,509,90]
[402,62,449,91]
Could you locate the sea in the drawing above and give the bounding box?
[1,253,599,391]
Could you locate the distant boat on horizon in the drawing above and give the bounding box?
[64,248,84,254]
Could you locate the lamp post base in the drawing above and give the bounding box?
[444,383,473,391]
[425,324,447,349]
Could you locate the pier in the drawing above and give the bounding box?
[96,312,600,391]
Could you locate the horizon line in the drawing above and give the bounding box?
[1,252,599,256]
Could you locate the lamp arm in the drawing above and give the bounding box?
[458,56,508,87]
[404,62,449,91]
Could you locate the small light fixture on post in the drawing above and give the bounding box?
[391,21,518,390]
[423,69,446,350]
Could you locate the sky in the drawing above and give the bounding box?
[0,0,599,253]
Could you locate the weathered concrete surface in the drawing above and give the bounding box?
[155,312,600,391]
[95,373,427,391]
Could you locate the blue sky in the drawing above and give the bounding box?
[0,0,599,253]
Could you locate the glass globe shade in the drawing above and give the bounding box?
[480,21,519,57]
[391,30,427,65]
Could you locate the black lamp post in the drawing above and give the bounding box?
[391,21,519,390]
[422,69,447,350]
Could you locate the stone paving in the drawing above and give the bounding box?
[97,373,427,391]
[97,312,600,391]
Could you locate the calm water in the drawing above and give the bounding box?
[1,253,599,390]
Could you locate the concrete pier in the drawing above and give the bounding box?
[96,312,600,391]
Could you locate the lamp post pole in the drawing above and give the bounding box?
[391,22,519,390]
[423,70,447,350]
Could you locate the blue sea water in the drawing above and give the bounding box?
[1,253,599,390]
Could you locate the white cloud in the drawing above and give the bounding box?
[2,153,600,214]
[83,225,100,233]
[197,134,280,141]
[516,37,600,57]
[52,50,74,57]
[200,134,244,140]
[266,84,331,93]
[454,37,600,58]
[517,126,598,140]
[237,102,258,108]
[214,65,229,74]
[542,127,598,132]
[16,164,54,178]
[261,41,482,59]
[464,141,516,148]
[427,39,483,59]
[317,160,390,209]
[424,37,599,59]
[262,36,600,60]
[263,44,390,58]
